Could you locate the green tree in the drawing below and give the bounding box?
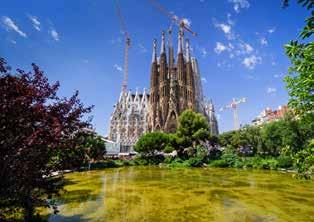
[293,139,314,179]
[261,120,285,156]
[134,132,170,155]
[176,109,211,148]
[284,1,314,116]
[218,130,236,148]
[51,131,106,171]
[260,114,302,156]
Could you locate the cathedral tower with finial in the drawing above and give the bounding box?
[148,29,209,133]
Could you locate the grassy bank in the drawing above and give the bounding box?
[89,154,296,172]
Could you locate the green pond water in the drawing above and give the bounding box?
[47,167,314,222]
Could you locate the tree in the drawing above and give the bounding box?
[260,121,284,156]
[134,132,170,155]
[0,58,92,221]
[218,130,236,148]
[284,1,314,116]
[54,131,106,170]
[176,109,211,148]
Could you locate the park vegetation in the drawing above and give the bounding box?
[131,110,313,178]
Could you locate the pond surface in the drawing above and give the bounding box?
[48,167,314,222]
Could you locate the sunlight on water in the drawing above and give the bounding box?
[48,167,314,222]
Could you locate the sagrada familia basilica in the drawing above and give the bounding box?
[108,30,219,153]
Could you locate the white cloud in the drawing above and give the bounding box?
[10,40,17,44]
[182,18,192,27]
[2,16,27,37]
[214,42,227,54]
[201,77,207,83]
[242,55,262,69]
[199,47,207,57]
[138,44,147,53]
[28,15,40,31]
[216,23,231,34]
[267,87,277,94]
[214,22,235,40]
[49,28,59,41]
[229,0,250,13]
[260,37,268,45]
[114,64,123,72]
[268,27,276,33]
[237,42,253,55]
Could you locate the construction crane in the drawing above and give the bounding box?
[220,98,247,131]
[115,0,130,93]
[148,0,197,36]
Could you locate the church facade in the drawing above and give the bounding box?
[108,29,219,153]
[147,29,218,134]
[108,89,149,152]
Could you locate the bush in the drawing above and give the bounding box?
[135,132,170,155]
[90,160,118,169]
[209,159,229,168]
[166,158,189,167]
[134,155,165,165]
[293,141,314,179]
[277,155,293,168]
[220,151,238,167]
[164,156,175,164]
[164,145,175,153]
[187,157,204,167]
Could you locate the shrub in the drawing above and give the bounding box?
[135,132,170,155]
[293,141,314,179]
[209,159,229,168]
[164,145,175,153]
[220,151,238,167]
[187,157,204,167]
[164,156,175,164]
[277,155,293,168]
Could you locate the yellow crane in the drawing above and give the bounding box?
[115,0,130,93]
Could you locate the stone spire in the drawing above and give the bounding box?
[185,39,191,62]
[161,31,166,54]
[177,29,183,54]
[152,39,157,63]
[168,29,174,69]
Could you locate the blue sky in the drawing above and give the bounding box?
[0,0,310,135]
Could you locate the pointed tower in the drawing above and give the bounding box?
[148,39,159,131]
[177,29,187,112]
[191,57,204,112]
[168,29,174,71]
[185,39,195,110]
[159,31,169,126]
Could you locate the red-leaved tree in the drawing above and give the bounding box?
[0,58,93,221]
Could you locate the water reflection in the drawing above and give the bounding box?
[48,167,314,222]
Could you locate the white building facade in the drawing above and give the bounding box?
[108,89,149,153]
